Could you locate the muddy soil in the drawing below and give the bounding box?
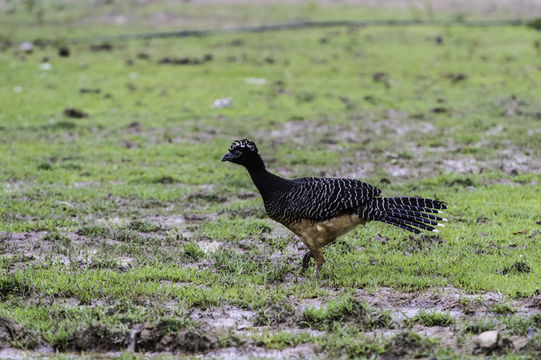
[1,221,541,358]
[263,116,541,181]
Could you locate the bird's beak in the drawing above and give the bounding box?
[221,152,234,162]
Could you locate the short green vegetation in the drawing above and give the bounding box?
[405,310,455,327]
[1,0,541,358]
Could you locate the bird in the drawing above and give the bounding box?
[222,139,448,277]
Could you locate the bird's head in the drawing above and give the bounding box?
[222,139,262,168]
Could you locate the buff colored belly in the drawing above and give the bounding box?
[282,214,367,249]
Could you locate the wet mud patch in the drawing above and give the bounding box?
[354,286,541,322]
[413,325,458,348]
[0,318,39,350]
[53,321,217,354]
[65,324,127,352]
[129,322,216,354]
[263,119,368,147]
[0,231,54,270]
[382,332,436,359]
[191,306,255,331]
[1,227,175,273]
[139,213,218,229]
[208,343,319,360]
[259,106,540,181]
[372,109,437,137]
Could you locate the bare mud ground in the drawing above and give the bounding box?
[1,219,541,359]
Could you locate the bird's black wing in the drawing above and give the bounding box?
[264,177,381,223]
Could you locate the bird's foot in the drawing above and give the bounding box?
[301,251,314,272]
[313,263,323,278]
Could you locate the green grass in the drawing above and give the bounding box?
[405,310,455,327]
[1,0,541,358]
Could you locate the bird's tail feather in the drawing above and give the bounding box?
[369,197,448,234]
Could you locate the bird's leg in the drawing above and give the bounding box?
[310,247,325,279]
[298,235,326,277]
[313,263,324,278]
[301,251,313,272]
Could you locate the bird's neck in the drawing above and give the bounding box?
[245,159,291,199]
